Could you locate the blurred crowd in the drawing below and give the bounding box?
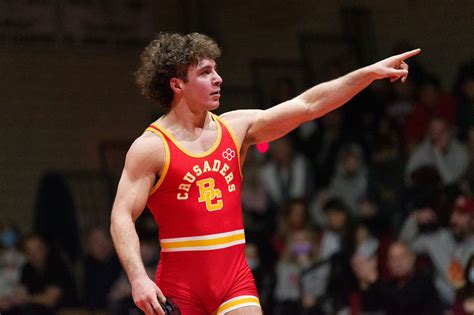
[0,56,473,315]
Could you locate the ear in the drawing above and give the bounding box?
[170,78,183,94]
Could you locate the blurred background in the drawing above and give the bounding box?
[0,0,473,314]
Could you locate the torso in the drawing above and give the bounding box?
[145,113,245,243]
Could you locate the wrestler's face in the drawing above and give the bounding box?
[181,59,223,110]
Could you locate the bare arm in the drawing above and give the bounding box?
[110,133,166,315]
[223,49,421,146]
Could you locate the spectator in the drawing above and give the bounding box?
[459,128,474,196]
[108,239,159,315]
[385,79,417,139]
[452,254,474,315]
[83,226,122,311]
[406,117,469,187]
[367,117,406,228]
[315,198,355,314]
[328,143,368,214]
[4,234,75,315]
[0,221,25,312]
[273,199,313,256]
[245,242,273,314]
[351,241,442,315]
[241,146,272,236]
[273,228,318,315]
[453,59,474,139]
[404,74,456,151]
[261,136,314,207]
[399,195,474,306]
[304,110,348,188]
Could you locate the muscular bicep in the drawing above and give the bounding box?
[222,99,310,147]
[112,135,164,221]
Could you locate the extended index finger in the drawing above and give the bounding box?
[396,48,421,61]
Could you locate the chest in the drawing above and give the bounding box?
[172,128,219,154]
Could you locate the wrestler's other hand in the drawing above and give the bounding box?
[369,48,421,83]
[131,275,166,315]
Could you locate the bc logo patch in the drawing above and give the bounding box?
[196,178,223,211]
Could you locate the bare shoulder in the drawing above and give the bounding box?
[220,109,262,123]
[125,131,166,176]
[219,109,261,147]
[220,109,263,146]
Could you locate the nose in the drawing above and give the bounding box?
[213,71,223,86]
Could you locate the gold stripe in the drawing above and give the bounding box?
[160,233,245,249]
[212,114,243,179]
[148,114,222,158]
[145,127,170,195]
[217,297,260,314]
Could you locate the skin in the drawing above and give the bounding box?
[110,48,421,315]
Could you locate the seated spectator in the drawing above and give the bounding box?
[404,74,456,151]
[3,234,75,315]
[384,78,417,138]
[367,117,406,228]
[453,254,474,315]
[351,241,442,315]
[273,228,317,315]
[454,59,474,139]
[245,242,273,314]
[261,136,314,208]
[108,238,159,315]
[0,221,25,312]
[315,198,355,314]
[399,195,474,307]
[306,110,348,189]
[328,143,368,214]
[241,147,272,236]
[273,199,313,256]
[406,117,469,187]
[459,128,474,196]
[83,226,122,310]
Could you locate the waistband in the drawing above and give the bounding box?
[160,229,245,252]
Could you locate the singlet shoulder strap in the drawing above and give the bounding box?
[144,123,171,195]
[212,114,243,178]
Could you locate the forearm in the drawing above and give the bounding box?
[110,211,148,285]
[297,66,376,119]
[245,66,377,144]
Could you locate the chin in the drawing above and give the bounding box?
[208,102,220,110]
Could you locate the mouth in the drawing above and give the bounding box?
[210,90,220,96]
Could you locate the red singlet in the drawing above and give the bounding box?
[145,113,260,315]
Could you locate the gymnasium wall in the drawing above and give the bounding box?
[1,0,472,229]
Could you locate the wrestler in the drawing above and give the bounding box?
[110,32,420,315]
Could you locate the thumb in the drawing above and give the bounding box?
[155,284,166,303]
[390,69,408,77]
[389,69,408,82]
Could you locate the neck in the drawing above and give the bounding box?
[163,101,211,131]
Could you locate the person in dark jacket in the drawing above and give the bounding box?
[352,241,442,315]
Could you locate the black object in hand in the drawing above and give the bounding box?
[160,297,181,315]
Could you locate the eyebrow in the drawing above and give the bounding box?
[197,62,216,71]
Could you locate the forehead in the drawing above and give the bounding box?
[189,59,216,71]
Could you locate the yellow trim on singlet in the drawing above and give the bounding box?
[212,115,243,179]
[214,295,261,315]
[160,229,245,252]
[144,127,170,195]
[149,113,222,158]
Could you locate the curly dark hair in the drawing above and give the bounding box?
[135,32,221,109]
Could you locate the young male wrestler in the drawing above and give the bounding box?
[110,32,420,315]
